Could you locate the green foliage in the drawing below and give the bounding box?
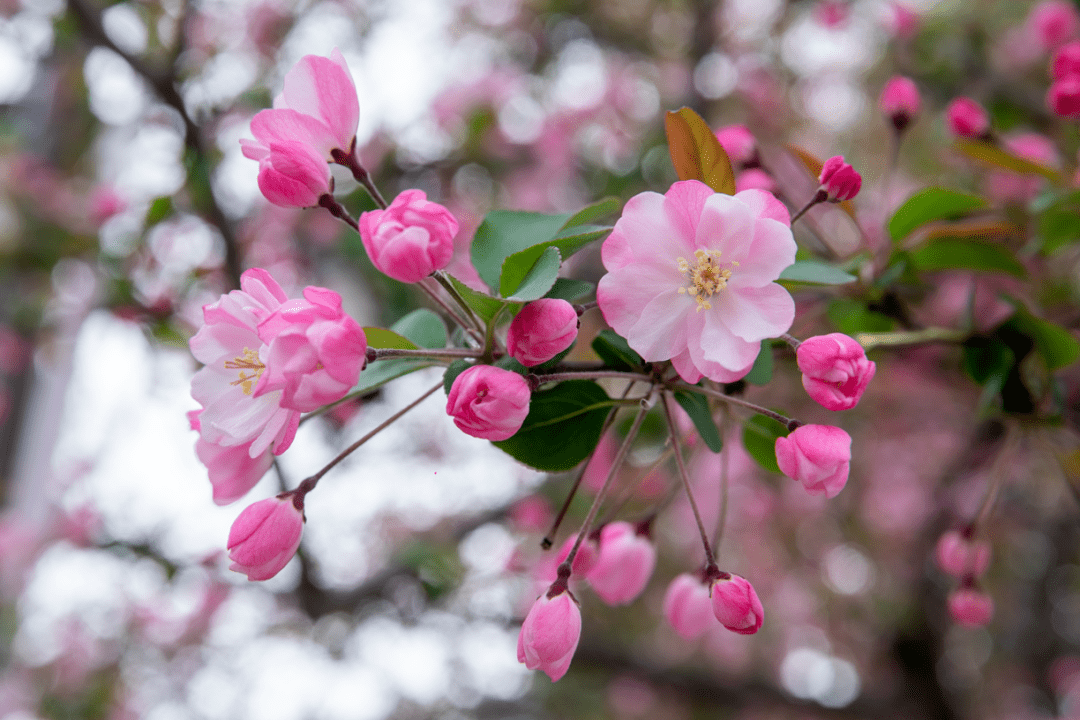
[443,359,471,394]
[353,309,446,395]
[673,390,723,452]
[363,328,419,350]
[909,239,1026,277]
[546,278,595,301]
[778,261,857,285]
[955,139,1062,182]
[591,329,645,371]
[391,309,447,349]
[501,246,562,300]
[888,187,986,243]
[444,274,509,324]
[1038,190,1080,253]
[827,299,895,335]
[493,380,613,471]
[744,342,774,386]
[742,413,790,474]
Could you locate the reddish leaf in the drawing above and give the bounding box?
[664,107,736,195]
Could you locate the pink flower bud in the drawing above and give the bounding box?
[506,299,579,367]
[277,49,360,157]
[1051,40,1080,78]
[586,522,657,606]
[663,573,715,639]
[775,424,852,499]
[714,124,756,168]
[254,286,368,412]
[879,76,921,132]
[711,573,764,635]
[946,97,990,138]
[358,190,459,283]
[947,588,994,627]
[935,530,991,578]
[1049,76,1080,118]
[446,365,530,441]
[253,140,332,208]
[818,156,861,202]
[556,533,599,577]
[735,168,776,193]
[1030,0,1080,52]
[796,333,876,411]
[227,495,304,581]
[517,586,582,682]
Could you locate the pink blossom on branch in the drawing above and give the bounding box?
[711,573,764,635]
[1048,76,1080,118]
[445,365,531,441]
[664,573,716,639]
[936,530,992,578]
[796,333,876,411]
[253,139,333,208]
[273,48,360,157]
[227,494,305,581]
[597,181,796,383]
[506,298,579,367]
[945,97,991,139]
[586,522,656,606]
[948,587,994,627]
[1028,0,1080,52]
[555,533,600,577]
[517,586,582,682]
[358,190,459,283]
[714,124,756,168]
[189,410,273,506]
[775,424,852,498]
[879,76,921,132]
[818,156,861,202]
[1051,40,1080,79]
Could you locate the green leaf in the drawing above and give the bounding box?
[499,226,609,298]
[744,342,774,385]
[1038,190,1080,253]
[561,196,621,228]
[909,239,1025,277]
[493,380,613,471]
[392,308,447,348]
[888,187,987,243]
[546,278,595,301]
[742,413,790,475]
[962,337,1015,385]
[827,299,894,335]
[145,197,173,226]
[445,274,510,325]
[363,327,418,350]
[664,107,737,194]
[354,359,437,396]
[501,246,562,300]
[778,261,857,285]
[591,329,644,371]
[443,360,471,394]
[1008,310,1080,371]
[471,210,569,290]
[956,139,1062,182]
[673,390,723,453]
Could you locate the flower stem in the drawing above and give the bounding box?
[417,279,484,346]
[668,382,801,431]
[331,146,388,210]
[533,370,656,385]
[318,194,359,231]
[712,410,730,554]
[295,381,442,497]
[780,333,801,350]
[369,347,482,361]
[790,188,828,224]
[972,423,1018,532]
[432,271,486,334]
[855,327,969,352]
[661,391,715,567]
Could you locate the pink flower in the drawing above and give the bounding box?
[251,139,332,208]
[886,3,920,39]
[586,522,656,606]
[947,588,994,627]
[818,156,861,202]
[189,268,301,459]
[446,365,531,441]
[714,124,756,168]
[555,533,600,577]
[775,424,852,499]
[358,190,459,283]
[879,76,921,131]
[663,573,716,639]
[273,49,359,157]
[507,298,579,367]
[597,181,796,383]
[1029,0,1080,52]
[517,586,582,682]
[189,410,273,506]
[796,333,876,411]
[735,168,776,193]
[945,97,990,139]
[227,494,304,581]
[1051,40,1080,79]
[711,573,764,635]
[88,185,126,225]
[1049,76,1080,118]
[254,285,367,412]
[936,531,991,578]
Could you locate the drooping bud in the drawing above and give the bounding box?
[227,494,305,581]
[1048,76,1080,118]
[555,533,600,577]
[1051,40,1080,78]
[517,585,582,682]
[586,521,657,606]
[711,573,764,635]
[796,333,876,411]
[947,587,994,627]
[445,365,531,441]
[817,156,861,202]
[663,573,716,639]
[775,424,852,499]
[935,530,991,578]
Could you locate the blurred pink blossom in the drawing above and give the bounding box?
[587,521,656,606]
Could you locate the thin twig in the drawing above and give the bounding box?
[661,391,715,567]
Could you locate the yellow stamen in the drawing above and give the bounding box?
[224,348,265,395]
[676,248,734,312]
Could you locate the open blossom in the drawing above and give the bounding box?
[189,268,300,459]
[663,573,716,639]
[597,181,796,383]
[358,190,459,283]
[507,298,579,367]
[446,365,531,441]
[189,410,272,506]
[272,49,359,158]
[946,97,990,138]
[254,285,367,412]
[796,333,876,411]
[775,424,852,498]
[227,494,304,581]
[711,574,764,635]
[818,156,861,202]
[586,522,656,606]
[517,586,582,682]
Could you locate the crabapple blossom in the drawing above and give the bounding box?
[1029,0,1080,52]
[936,530,992,578]
[273,48,359,158]
[818,156,862,202]
[796,333,876,411]
[735,168,776,193]
[358,190,459,283]
[597,181,796,383]
[711,573,764,635]
[506,298,579,367]
[879,76,921,132]
[586,522,656,606]
[1049,76,1080,118]
[714,124,756,168]
[248,138,332,209]
[663,573,715,639]
[1051,41,1080,78]
[445,365,531,440]
[775,424,852,498]
[189,410,272,506]
[946,97,990,138]
[254,285,367,412]
[555,533,599,577]
[948,587,994,627]
[227,494,305,581]
[517,585,582,682]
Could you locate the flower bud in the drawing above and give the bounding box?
[506,299,579,367]
[1030,0,1080,52]
[586,522,656,606]
[817,156,861,202]
[446,365,530,441]
[556,533,599,577]
[358,190,459,283]
[517,586,582,682]
[1051,40,1080,78]
[879,76,921,132]
[1048,76,1080,118]
[796,333,876,411]
[711,573,764,635]
[714,124,756,168]
[775,424,852,499]
[735,168,776,193]
[254,140,332,208]
[227,495,304,581]
[945,97,990,139]
[935,530,991,578]
[947,587,994,627]
[663,573,715,639]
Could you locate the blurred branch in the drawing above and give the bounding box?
[64,0,243,289]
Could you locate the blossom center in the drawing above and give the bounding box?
[224,348,265,395]
[677,249,735,311]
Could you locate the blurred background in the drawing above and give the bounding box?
[3,0,1080,718]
